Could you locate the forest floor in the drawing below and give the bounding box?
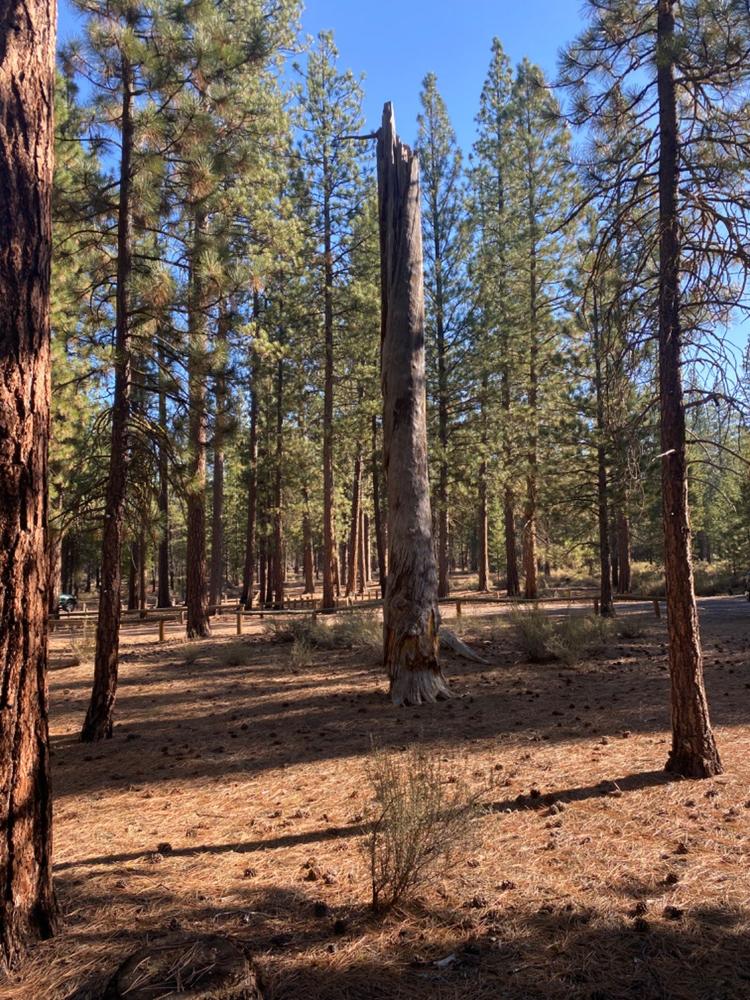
[7,593,750,1000]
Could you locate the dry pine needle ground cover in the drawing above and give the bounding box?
[5,596,750,1000]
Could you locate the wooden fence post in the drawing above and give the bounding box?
[159,619,165,643]
[236,612,243,635]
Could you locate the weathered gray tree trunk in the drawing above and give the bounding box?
[0,0,58,962]
[377,103,448,706]
[657,0,721,778]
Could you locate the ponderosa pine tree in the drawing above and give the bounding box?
[512,59,578,600]
[561,0,750,777]
[416,73,468,598]
[298,32,365,611]
[79,2,142,740]
[0,0,58,963]
[470,40,520,596]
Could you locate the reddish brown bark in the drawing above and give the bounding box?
[0,0,58,963]
[657,0,721,778]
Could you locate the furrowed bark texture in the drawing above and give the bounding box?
[0,0,58,964]
[657,0,721,778]
[377,102,448,706]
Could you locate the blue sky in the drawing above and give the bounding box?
[58,0,584,149]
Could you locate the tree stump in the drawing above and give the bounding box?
[104,935,263,999]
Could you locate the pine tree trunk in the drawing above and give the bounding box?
[47,523,62,614]
[478,462,490,592]
[371,414,387,597]
[377,103,447,705]
[346,448,362,596]
[357,507,366,593]
[436,271,450,599]
[657,0,721,778]
[0,0,58,962]
[593,293,614,615]
[209,311,229,609]
[272,357,284,609]
[322,158,336,611]
[363,512,371,584]
[616,508,631,593]
[138,532,146,613]
[302,494,315,594]
[258,534,267,609]
[83,42,134,742]
[240,330,259,609]
[503,486,519,597]
[127,540,138,611]
[522,318,538,599]
[185,209,211,639]
[157,339,171,608]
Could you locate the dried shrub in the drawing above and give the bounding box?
[509,606,557,663]
[67,622,95,667]
[616,615,648,640]
[289,636,314,669]
[363,745,479,913]
[548,614,612,665]
[510,607,612,665]
[268,612,382,655]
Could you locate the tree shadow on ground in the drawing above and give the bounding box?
[47,875,750,1000]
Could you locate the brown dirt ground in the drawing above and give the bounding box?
[5,595,750,1000]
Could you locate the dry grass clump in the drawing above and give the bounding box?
[363,745,480,913]
[67,622,96,666]
[290,635,314,669]
[510,607,612,665]
[616,614,649,640]
[269,612,382,654]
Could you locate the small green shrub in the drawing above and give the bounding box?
[363,746,479,912]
